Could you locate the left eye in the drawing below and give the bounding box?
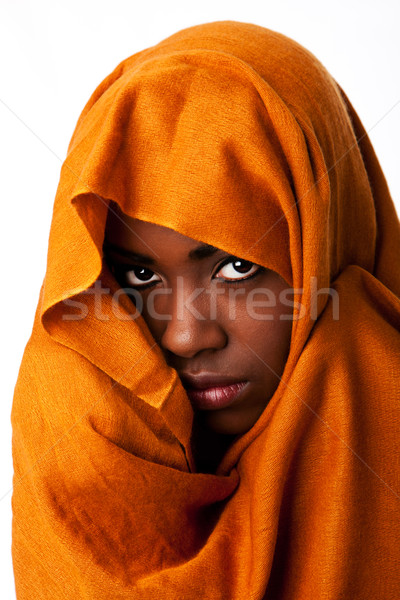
[215,259,260,281]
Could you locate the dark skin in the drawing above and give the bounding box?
[103,208,293,473]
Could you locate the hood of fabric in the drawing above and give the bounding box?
[12,21,400,598]
[38,19,400,448]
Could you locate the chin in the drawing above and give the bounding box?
[200,406,263,436]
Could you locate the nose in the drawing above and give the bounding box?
[160,313,227,358]
[146,283,228,359]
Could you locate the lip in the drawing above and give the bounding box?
[179,372,247,390]
[179,372,249,410]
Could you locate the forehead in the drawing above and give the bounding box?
[104,207,223,261]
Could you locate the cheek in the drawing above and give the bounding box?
[221,284,293,370]
[133,290,170,337]
[227,302,292,350]
[220,280,293,331]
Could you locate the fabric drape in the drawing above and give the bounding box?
[12,20,400,599]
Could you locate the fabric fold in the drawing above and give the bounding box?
[12,20,400,599]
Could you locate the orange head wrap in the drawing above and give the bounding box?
[12,20,400,599]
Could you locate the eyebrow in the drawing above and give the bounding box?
[103,240,222,265]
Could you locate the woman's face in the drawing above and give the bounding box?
[104,210,293,436]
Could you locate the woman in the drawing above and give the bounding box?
[11,20,400,598]
[102,202,294,474]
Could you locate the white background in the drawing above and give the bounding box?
[2,1,399,597]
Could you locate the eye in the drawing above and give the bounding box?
[112,264,160,289]
[214,257,262,282]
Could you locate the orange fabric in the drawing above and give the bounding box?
[11,20,400,599]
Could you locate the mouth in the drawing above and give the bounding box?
[179,373,249,410]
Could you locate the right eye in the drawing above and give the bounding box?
[114,265,161,289]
